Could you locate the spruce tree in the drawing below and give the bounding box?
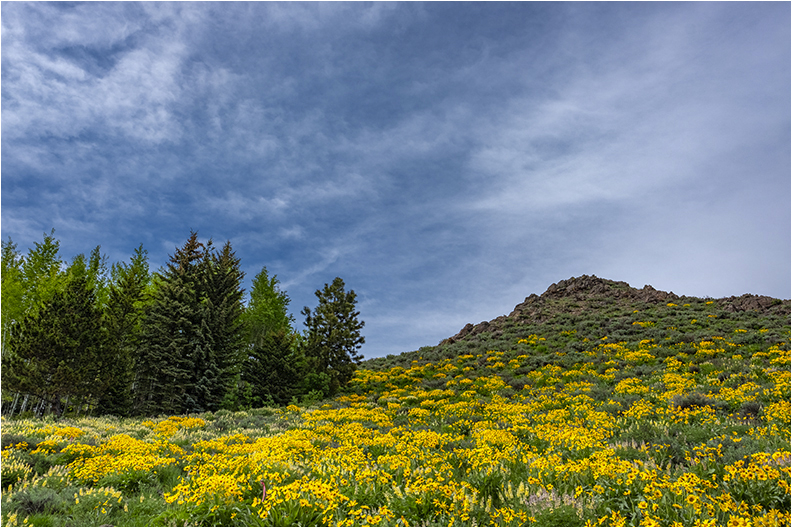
[187,241,245,413]
[96,245,149,417]
[134,233,245,415]
[242,329,300,406]
[135,233,204,415]
[302,277,365,395]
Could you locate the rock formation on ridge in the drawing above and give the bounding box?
[440,275,789,345]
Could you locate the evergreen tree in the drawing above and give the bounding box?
[242,329,301,406]
[2,275,106,416]
[65,246,110,309]
[302,277,365,395]
[87,246,110,309]
[1,231,65,414]
[187,240,245,413]
[96,245,150,417]
[135,234,204,415]
[134,233,245,415]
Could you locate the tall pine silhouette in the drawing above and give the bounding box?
[302,277,365,396]
[135,233,244,415]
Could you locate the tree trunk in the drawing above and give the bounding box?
[8,392,20,417]
[52,398,63,418]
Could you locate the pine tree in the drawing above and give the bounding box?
[242,329,301,406]
[135,233,204,415]
[96,245,150,417]
[302,277,365,395]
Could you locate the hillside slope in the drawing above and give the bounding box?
[343,275,791,525]
[2,275,789,527]
[365,275,790,370]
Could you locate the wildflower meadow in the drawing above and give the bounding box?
[2,298,790,526]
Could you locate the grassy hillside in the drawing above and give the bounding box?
[1,276,790,526]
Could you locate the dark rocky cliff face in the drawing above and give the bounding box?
[440,275,790,346]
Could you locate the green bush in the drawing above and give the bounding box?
[97,469,157,494]
[0,434,37,451]
[534,504,586,527]
[7,486,66,516]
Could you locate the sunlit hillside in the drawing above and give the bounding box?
[2,277,790,527]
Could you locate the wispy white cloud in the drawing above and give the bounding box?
[2,3,788,358]
[2,3,198,144]
[280,248,343,291]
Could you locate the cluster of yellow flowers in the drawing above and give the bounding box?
[1,325,788,526]
[67,433,181,485]
[141,415,207,437]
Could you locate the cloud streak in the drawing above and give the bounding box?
[3,2,789,358]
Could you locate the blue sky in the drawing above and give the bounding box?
[2,2,790,359]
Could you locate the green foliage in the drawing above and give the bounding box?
[242,329,302,406]
[1,237,26,354]
[134,271,199,415]
[236,265,303,408]
[19,229,64,316]
[2,230,65,390]
[533,504,586,527]
[470,470,505,507]
[2,229,372,417]
[262,498,325,527]
[672,392,724,411]
[192,240,246,413]
[135,233,245,415]
[155,499,262,527]
[65,245,110,309]
[302,370,333,398]
[2,274,107,417]
[6,486,66,516]
[300,389,327,406]
[302,277,365,395]
[0,433,37,451]
[242,266,295,343]
[96,245,150,417]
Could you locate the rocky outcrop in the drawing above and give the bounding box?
[717,294,789,315]
[439,275,789,346]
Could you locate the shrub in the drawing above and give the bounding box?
[739,400,763,420]
[8,486,65,515]
[672,392,715,410]
[0,434,36,451]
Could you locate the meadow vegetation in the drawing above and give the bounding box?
[1,284,790,526]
